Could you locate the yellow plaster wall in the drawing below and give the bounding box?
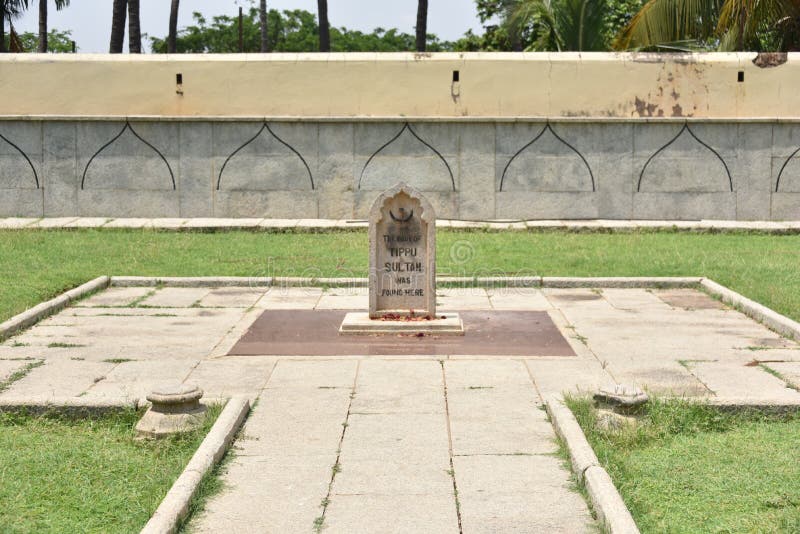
[0,52,796,119]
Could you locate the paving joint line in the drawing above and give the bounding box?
[316,359,361,532]
[439,359,464,534]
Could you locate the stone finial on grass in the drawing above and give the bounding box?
[135,382,207,439]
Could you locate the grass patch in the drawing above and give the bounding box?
[0,404,222,533]
[566,397,800,533]
[46,342,86,348]
[2,229,800,323]
[102,358,136,364]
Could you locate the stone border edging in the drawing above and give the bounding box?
[0,276,109,341]
[5,218,800,234]
[111,276,273,288]
[140,396,250,534]
[701,279,800,341]
[0,396,137,415]
[546,397,640,534]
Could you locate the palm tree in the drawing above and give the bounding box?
[167,0,179,53]
[259,0,268,52]
[1,0,28,53]
[109,0,126,53]
[416,0,428,51]
[615,0,800,51]
[128,0,141,53]
[317,0,330,51]
[508,0,609,51]
[38,0,69,53]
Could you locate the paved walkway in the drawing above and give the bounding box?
[2,216,800,232]
[2,284,800,532]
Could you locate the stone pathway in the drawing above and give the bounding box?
[2,216,800,232]
[192,359,591,533]
[2,284,800,532]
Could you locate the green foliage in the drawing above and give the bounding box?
[616,0,800,51]
[3,28,75,52]
[473,0,646,51]
[150,7,454,53]
[0,406,221,533]
[568,397,800,532]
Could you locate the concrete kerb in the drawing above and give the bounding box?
[110,276,273,288]
[546,396,640,534]
[700,278,800,341]
[0,396,138,416]
[0,275,109,341]
[141,396,250,534]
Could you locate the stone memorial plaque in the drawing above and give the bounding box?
[368,183,436,318]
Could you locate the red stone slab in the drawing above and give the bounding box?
[228,310,575,357]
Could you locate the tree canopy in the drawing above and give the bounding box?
[150,8,459,53]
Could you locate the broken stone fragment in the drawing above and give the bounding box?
[593,383,649,408]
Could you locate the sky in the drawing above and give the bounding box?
[11,0,484,53]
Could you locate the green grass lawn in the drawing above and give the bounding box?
[0,407,220,533]
[2,228,800,323]
[568,398,800,533]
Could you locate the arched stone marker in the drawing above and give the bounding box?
[340,183,463,335]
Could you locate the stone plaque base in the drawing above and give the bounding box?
[339,312,464,336]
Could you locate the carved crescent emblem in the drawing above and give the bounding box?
[389,209,414,222]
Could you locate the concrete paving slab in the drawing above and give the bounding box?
[323,494,459,534]
[349,388,445,414]
[237,413,347,457]
[763,361,800,389]
[357,359,444,390]
[182,218,263,228]
[315,287,369,310]
[453,454,581,494]
[184,356,276,401]
[333,458,454,496]
[254,287,323,309]
[102,218,151,228]
[258,218,298,228]
[75,286,153,307]
[600,288,674,311]
[0,217,37,229]
[458,490,593,534]
[0,358,114,399]
[198,288,266,308]
[436,287,492,310]
[149,218,187,228]
[487,287,553,310]
[445,359,533,388]
[82,359,198,402]
[254,386,353,419]
[191,455,332,534]
[449,417,558,456]
[32,217,78,228]
[655,288,727,310]
[689,361,800,401]
[0,359,29,382]
[526,358,614,397]
[64,217,109,228]
[139,287,210,308]
[446,385,544,421]
[265,359,358,389]
[339,413,451,462]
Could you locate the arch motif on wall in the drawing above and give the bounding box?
[217,122,314,190]
[637,123,732,193]
[499,122,594,193]
[81,121,175,190]
[775,146,800,192]
[358,122,455,192]
[0,131,39,189]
